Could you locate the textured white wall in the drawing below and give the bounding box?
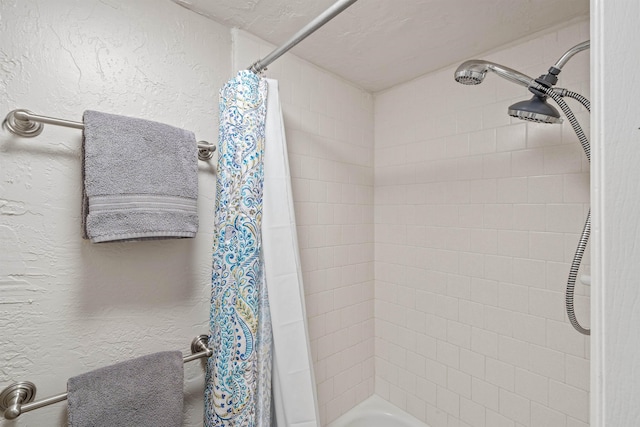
[374,21,591,427]
[591,1,640,426]
[232,30,376,426]
[0,1,230,425]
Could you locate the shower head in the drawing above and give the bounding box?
[455,60,561,124]
[455,41,589,126]
[508,96,563,124]
[454,60,534,88]
[454,62,485,85]
[454,69,484,85]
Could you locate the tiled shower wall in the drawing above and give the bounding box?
[374,21,591,427]
[233,31,376,425]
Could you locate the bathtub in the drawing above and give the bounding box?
[327,395,429,427]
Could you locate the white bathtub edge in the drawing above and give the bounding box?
[326,394,429,427]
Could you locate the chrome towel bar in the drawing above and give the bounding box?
[3,109,216,161]
[0,335,212,420]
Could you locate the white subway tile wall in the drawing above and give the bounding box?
[374,21,590,427]
[233,31,376,425]
[234,19,589,427]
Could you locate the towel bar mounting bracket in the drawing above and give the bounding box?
[191,334,209,355]
[0,381,36,420]
[4,109,44,137]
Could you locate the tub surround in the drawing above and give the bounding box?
[374,20,590,427]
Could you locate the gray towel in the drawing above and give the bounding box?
[67,351,184,427]
[82,110,198,243]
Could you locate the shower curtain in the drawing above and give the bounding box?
[206,71,319,427]
[263,78,320,427]
[205,70,272,427]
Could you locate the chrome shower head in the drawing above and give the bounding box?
[454,70,484,85]
[454,62,485,85]
[455,41,589,127]
[455,60,561,124]
[508,96,563,124]
[454,60,534,88]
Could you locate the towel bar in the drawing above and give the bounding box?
[0,335,212,420]
[2,109,216,161]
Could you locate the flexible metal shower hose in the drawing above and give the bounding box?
[566,211,591,335]
[545,88,591,160]
[542,86,591,335]
[559,89,591,112]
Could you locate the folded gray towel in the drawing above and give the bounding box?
[67,351,184,427]
[82,110,198,243]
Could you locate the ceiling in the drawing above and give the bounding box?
[172,0,589,92]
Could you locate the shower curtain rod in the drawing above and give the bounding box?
[248,0,358,74]
[0,335,212,420]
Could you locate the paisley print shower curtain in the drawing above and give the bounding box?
[205,70,272,427]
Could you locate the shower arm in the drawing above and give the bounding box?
[530,40,591,94]
[552,40,590,71]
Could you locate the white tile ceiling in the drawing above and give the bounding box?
[173,0,589,92]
